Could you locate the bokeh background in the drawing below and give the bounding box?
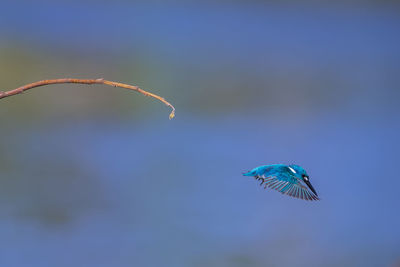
[0,1,399,266]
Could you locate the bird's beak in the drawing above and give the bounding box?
[304,180,318,196]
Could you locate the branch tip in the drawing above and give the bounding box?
[169,110,175,120]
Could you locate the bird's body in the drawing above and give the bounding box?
[243,164,319,201]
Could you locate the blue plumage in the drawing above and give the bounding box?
[243,164,319,201]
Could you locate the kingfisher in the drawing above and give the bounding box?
[243,164,319,201]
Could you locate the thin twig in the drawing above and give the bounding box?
[0,78,175,119]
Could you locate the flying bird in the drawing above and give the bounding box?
[243,164,319,201]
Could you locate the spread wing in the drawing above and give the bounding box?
[257,175,319,201]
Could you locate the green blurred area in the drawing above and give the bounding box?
[0,44,166,122]
[0,41,360,123]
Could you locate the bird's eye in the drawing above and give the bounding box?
[302,175,309,181]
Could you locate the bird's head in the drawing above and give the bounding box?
[287,164,318,196]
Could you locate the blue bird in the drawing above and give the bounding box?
[243,164,319,201]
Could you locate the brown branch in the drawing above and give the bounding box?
[0,78,175,119]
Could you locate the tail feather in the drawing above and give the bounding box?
[243,170,255,176]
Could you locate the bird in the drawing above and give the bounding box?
[243,164,319,201]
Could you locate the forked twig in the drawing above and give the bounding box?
[0,78,175,119]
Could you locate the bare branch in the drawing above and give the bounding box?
[0,78,175,119]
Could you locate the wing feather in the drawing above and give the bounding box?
[252,174,319,201]
[279,179,319,201]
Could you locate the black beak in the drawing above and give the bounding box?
[304,180,318,196]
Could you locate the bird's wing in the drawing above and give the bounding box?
[261,175,319,201]
[280,181,319,201]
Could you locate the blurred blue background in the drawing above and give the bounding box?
[0,1,399,266]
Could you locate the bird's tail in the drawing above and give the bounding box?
[242,170,256,176]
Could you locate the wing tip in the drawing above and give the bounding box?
[282,187,320,201]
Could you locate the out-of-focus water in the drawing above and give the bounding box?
[1,113,399,266]
[0,1,399,266]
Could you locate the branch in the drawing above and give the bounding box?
[0,78,175,119]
